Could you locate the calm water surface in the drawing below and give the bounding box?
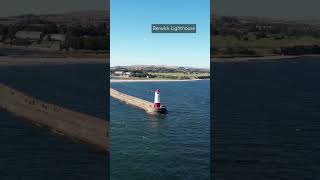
[110,80,210,180]
[212,57,320,179]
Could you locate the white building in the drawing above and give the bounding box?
[114,71,124,76]
[15,31,43,40]
[47,34,66,42]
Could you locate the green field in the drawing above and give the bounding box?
[212,35,320,57]
[213,35,320,49]
[149,72,210,80]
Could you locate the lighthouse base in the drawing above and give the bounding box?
[153,105,167,114]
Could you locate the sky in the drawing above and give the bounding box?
[110,0,210,68]
[213,0,320,20]
[0,0,108,17]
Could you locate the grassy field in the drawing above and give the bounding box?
[213,35,320,49]
[149,72,210,80]
[212,35,320,57]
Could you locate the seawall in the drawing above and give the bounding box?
[0,83,109,152]
[110,88,154,113]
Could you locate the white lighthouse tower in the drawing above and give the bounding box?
[152,89,166,113]
[153,89,161,108]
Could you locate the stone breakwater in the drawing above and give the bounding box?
[110,88,155,114]
[0,83,109,152]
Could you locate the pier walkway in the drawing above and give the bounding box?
[0,83,109,152]
[110,88,155,113]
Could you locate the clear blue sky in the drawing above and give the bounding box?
[111,0,210,68]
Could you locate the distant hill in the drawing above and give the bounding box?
[213,14,320,26]
[111,65,209,72]
[0,10,109,26]
[212,14,320,57]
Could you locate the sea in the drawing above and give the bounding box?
[0,64,109,180]
[212,57,320,179]
[110,80,210,180]
[4,56,319,179]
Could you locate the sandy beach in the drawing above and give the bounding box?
[211,55,301,62]
[212,55,320,63]
[110,79,206,83]
[0,44,109,59]
[0,56,108,66]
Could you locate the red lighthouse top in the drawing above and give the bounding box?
[155,89,160,93]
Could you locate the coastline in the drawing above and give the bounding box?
[0,45,109,59]
[0,56,108,66]
[110,79,206,83]
[211,54,320,63]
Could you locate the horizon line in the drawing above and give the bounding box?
[0,9,109,18]
[110,64,210,69]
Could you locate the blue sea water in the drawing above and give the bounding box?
[0,64,109,180]
[212,57,320,179]
[110,80,210,180]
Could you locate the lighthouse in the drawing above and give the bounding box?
[153,89,161,108]
[153,89,166,113]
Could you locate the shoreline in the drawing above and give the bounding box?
[211,54,320,63]
[110,79,207,83]
[0,56,108,66]
[0,45,109,59]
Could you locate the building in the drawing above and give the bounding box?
[114,71,125,76]
[15,31,43,40]
[0,18,16,26]
[40,34,67,51]
[46,34,66,42]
